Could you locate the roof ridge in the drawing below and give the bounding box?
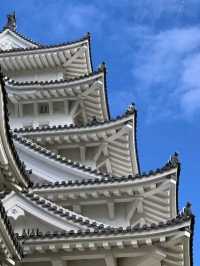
[13,111,134,134]
[20,190,108,229]
[5,68,103,87]
[31,157,179,190]
[0,33,90,54]
[12,133,111,178]
[16,204,193,240]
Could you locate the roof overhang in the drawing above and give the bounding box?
[14,112,139,177]
[7,69,109,122]
[32,165,179,224]
[0,34,92,78]
[0,72,31,190]
[18,214,193,266]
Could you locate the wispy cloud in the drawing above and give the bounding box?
[2,0,200,121]
[131,26,200,120]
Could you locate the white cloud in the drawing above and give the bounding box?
[131,26,200,119]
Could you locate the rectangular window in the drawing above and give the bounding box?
[53,101,65,114]
[22,103,34,116]
[38,102,49,115]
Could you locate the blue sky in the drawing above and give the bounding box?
[1,0,199,264]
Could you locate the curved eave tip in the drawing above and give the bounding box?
[98,62,107,72]
[125,102,137,115]
[169,151,180,168]
[85,32,91,38]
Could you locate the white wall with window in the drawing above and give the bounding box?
[9,99,74,128]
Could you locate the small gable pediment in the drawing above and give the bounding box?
[0,29,38,51]
[2,192,90,235]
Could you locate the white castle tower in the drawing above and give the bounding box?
[0,13,194,266]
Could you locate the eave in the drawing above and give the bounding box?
[13,134,109,182]
[14,111,139,177]
[3,191,108,232]
[6,68,110,122]
[17,210,193,266]
[0,34,92,77]
[31,162,179,224]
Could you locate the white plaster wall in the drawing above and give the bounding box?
[9,68,64,82]
[10,113,73,128]
[57,148,96,169]
[81,203,128,227]
[8,100,74,128]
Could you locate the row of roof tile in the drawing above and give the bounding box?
[32,155,179,189]
[17,204,193,240]
[6,66,104,87]
[13,110,134,134]
[20,190,106,229]
[13,132,179,184]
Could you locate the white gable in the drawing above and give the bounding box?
[2,192,96,235]
[0,29,38,50]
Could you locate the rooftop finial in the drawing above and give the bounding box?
[169,152,179,167]
[183,202,192,217]
[126,102,136,115]
[98,62,106,72]
[4,12,16,31]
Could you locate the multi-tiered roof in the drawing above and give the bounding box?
[0,13,194,266]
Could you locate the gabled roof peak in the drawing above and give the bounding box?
[3,12,16,31]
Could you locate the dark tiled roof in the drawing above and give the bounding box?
[13,110,134,134]
[17,205,193,240]
[0,71,32,187]
[20,190,106,230]
[0,33,90,54]
[6,67,103,87]
[0,200,23,257]
[32,155,179,190]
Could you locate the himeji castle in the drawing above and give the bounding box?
[0,13,194,266]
